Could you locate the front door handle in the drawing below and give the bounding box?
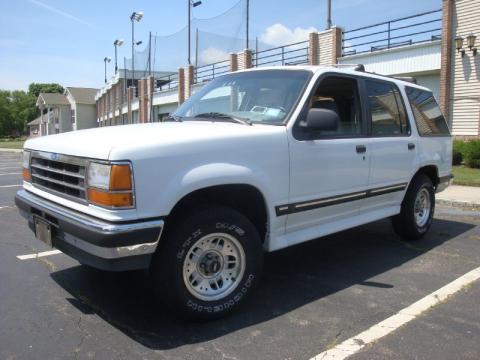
[408,143,415,150]
[356,145,367,154]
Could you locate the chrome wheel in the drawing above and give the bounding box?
[414,188,431,227]
[183,233,246,301]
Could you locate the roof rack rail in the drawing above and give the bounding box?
[330,63,365,72]
[388,76,417,84]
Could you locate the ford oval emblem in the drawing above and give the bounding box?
[50,153,60,161]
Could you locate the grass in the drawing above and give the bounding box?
[0,138,25,149]
[452,165,480,187]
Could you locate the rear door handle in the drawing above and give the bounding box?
[356,145,367,154]
[408,143,415,150]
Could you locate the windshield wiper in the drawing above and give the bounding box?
[194,112,252,126]
[166,114,183,122]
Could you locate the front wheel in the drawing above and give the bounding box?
[150,205,263,320]
[392,174,435,240]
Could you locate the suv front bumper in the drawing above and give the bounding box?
[15,189,164,271]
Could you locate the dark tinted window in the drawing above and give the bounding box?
[406,87,450,136]
[366,80,409,136]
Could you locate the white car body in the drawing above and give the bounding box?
[16,66,452,266]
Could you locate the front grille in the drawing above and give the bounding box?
[30,153,87,202]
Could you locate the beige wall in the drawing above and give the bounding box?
[450,0,480,136]
[76,104,97,130]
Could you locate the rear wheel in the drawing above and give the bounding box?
[150,205,263,320]
[392,174,435,240]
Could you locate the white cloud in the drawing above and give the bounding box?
[29,0,94,28]
[199,47,229,65]
[260,24,318,47]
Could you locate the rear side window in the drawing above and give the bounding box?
[405,87,450,136]
[365,80,409,136]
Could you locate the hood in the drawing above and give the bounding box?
[24,121,284,160]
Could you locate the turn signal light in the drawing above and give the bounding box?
[87,189,133,208]
[110,164,132,190]
[22,168,31,182]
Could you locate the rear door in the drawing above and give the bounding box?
[361,79,415,213]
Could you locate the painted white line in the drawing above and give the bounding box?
[17,249,62,260]
[310,266,480,360]
[0,205,14,210]
[0,167,20,170]
[0,172,21,176]
[0,184,22,188]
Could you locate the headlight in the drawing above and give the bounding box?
[22,150,31,182]
[87,162,111,190]
[86,162,134,208]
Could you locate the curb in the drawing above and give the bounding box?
[0,148,22,153]
[436,199,480,211]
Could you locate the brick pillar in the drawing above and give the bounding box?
[127,86,135,124]
[439,0,453,123]
[146,76,155,122]
[331,26,343,64]
[230,53,238,72]
[178,68,185,105]
[138,79,145,123]
[243,49,252,69]
[308,32,319,65]
[185,65,195,99]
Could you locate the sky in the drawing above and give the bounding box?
[0,0,441,91]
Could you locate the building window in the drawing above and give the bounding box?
[71,109,76,123]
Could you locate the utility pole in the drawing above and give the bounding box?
[246,0,250,49]
[326,0,332,30]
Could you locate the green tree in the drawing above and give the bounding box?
[0,91,12,136]
[28,83,64,98]
[0,83,64,137]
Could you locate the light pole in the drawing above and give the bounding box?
[188,0,202,65]
[326,0,332,30]
[113,39,124,74]
[130,11,144,86]
[104,57,111,84]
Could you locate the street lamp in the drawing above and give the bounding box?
[188,0,202,65]
[130,11,144,86]
[113,39,124,74]
[104,57,111,84]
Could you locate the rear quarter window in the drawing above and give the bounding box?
[405,87,450,136]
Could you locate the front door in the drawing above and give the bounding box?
[285,74,370,244]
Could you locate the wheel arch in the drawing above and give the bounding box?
[165,183,270,244]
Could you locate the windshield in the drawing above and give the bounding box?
[173,69,312,125]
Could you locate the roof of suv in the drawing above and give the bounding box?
[237,65,432,93]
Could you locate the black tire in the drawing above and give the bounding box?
[150,204,264,320]
[392,174,435,240]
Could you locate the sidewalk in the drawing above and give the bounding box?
[436,185,480,209]
[0,148,22,153]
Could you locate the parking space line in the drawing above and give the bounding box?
[0,167,20,170]
[17,250,62,260]
[310,266,480,360]
[0,184,22,188]
[0,173,21,176]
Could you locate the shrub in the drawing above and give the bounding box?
[464,140,480,169]
[452,139,465,165]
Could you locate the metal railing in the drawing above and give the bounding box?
[154,73,179,92]
[342,9,442,56]
[253,40,309,67]
[194,59,230,84]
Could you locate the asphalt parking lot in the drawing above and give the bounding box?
[1,151,479,360]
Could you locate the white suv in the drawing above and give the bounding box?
[16,66,452,320]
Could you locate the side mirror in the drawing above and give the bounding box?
[300,108,340,131]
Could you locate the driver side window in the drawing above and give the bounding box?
[304,75,362,138]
